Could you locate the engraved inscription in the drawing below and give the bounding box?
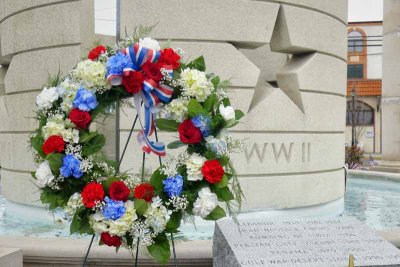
[244,142,311,164]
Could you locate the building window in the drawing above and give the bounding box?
[348,64,364,79]
[346,100,374,125]
[348,30,364,53]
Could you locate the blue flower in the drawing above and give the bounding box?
[163,174,183,197]
[106,52,135,78]
[73,87,98,111]
[60,154,83,179]
[102,197,126,220]
[191,115,211,138]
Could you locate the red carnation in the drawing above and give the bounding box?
[88,45,107,61]
[42,135,65,155]
[178,119,202,144]
[122,71,144,94]
[201,160,225,184]
[109,181,130,202]
[157,48,181,69]
[82,182,105,208]
[134,183,154,202]
[68,108,92,129]
[142,61,162,82]
[101,232,122,247]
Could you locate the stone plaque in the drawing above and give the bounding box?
[213,217,400,267]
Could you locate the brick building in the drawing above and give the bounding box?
[346,21,382,154]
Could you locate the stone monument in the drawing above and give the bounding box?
[0,0,347,215]
[214,217,400,267]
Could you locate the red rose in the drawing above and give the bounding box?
[42,135,65,155]
[88,45,107,61]
[68,108,92,129]
[109,181,130,202]
[82,182,105,208]
[157,48,181,69]
[101,232,122,247]
[122,71,144,94]
[178,119,202,144]
[201,160,225,184]
[142,61,162,82]
[134,183,154,202]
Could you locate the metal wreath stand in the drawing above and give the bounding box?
[81,112,178,267]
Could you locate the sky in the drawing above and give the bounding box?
[94,0,384,36]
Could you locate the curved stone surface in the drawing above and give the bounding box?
[270,5,347,60]
[0,133,35,172]
[120,0,280,47]
[4,45,81,93]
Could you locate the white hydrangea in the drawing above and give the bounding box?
[185,153,206,181]
[64,193,83,218]
[192,187,218,218]
[72,60,110,90]
[58,79,80,112]
[36,87,60,109]
[139,37,160,50]
[179,68,213,102]
[108,201,137,236]
[35,161,54,188]
[89,212,109,233]
[144,197,172,234]
[42,116,79,143]
[205,136,229,157]
[162,98,188,122]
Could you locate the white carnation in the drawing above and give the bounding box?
[36,87,59,109]
[145,197,172,234]
[192,187,218,218]
[139,37,160,50]
[179,68,213,102]
[186,153,206,181]
[219,104,235,121]
[35,161,54,188]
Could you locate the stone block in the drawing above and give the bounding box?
[270,0,347,24]
[382,36,400,97]
[270,5,347,60]
[120,0,280,47]
[0,133,36,172]
[383,0,400,34]
[381,103,400,161]
[0,66,6,95]
[4,45,81,93]
[0,92,38,132]
[0,0,67,22]
[1,169,41,207]
[95,34,116,47]
[240,44,288,83]
[0,0,94,57]
[0,248,22,267]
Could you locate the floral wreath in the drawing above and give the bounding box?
[30,29,244,264]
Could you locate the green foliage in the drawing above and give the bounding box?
[70,207,94,235]
[147,233,171,264]
[155,118,179,132]
[150,168,167,196]
[167,140,186,149]
[30,134,46,158]
[134,199,148,216]
[212,186,234,202]
[40,190,68,210]
[82,134,106,156]
[186,56,206,72]
[205,205,226,220]
[211,76,220,89]
[214,174,229,189]
[204,94,218,112]
[79,130,99,143]
[345,145,364,166]
[187,99,206,117]
[46,153,63,176]
[165,212,182,233]
[235,110,245,121]
[102,176,120,192]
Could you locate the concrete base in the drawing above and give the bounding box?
[0,247,22,267]
[370,160,400,173]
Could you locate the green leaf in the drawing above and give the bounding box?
[167,140,186,149]
[79,130,98,143]
[204,94,218,112]
[187,99,205,117]
[70,212,81,234]
[222,98,231,107]
[155,118,179,132]
[82,134,106,156]
[214,174,229,189]
[186,56,205,71]
[213,187,234,201]
[147,233,171,264]
[30,134,46,158]
[211,76,220,89]
[235,110,245,121]
[31,171,36,179]
[166,212,182,233]
[150,167,167,195]
[46,153,63,176]
[205,205,226,221]
[134,199,149,216]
